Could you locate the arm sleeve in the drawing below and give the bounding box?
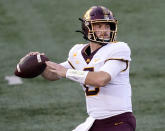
[99,60,126,80]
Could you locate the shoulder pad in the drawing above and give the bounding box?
[106,42,131,61]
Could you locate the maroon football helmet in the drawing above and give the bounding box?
[77,6,117,44]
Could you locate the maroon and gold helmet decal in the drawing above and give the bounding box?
[83,6,115,21]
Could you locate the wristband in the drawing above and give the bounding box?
[66,69,88,84]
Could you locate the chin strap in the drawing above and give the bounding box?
[78,18,84,22]
[75,18,84,34]
[75,30,84,35]
[75,18,89,40]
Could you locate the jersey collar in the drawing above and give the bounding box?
[81,44,104,64]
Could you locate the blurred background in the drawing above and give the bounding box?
[0,0,165,130]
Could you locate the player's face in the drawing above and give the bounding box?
[93,22,110,40]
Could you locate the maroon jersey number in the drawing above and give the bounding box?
[83,67,100,96]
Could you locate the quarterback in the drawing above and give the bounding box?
[25,6,136,131]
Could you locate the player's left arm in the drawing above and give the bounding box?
[84,71,111,87]
[45,60,126,87]
[85,60,127,87]
[45,61,110,86]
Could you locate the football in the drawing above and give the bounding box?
[15,54,49,78]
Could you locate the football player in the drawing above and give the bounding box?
[26,6,136,131]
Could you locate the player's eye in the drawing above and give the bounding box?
[94,24,101,28]
[98,24,102,28]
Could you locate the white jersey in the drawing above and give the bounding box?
[61,42,132,119]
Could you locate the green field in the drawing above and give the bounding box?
[0,0,165,130]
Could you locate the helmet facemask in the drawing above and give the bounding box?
[87,20,117,44]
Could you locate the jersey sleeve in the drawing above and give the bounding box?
[59,45,79,69]
[100,43,131,79]
[99,60,126,80]
[60,61,73,69]
[67,44,84,69]
[106,43,131,62]
[59,46,76,69]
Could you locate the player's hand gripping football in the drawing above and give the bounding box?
[45,61,67,78]
[15,51,49,78]
[19,52,45,63]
